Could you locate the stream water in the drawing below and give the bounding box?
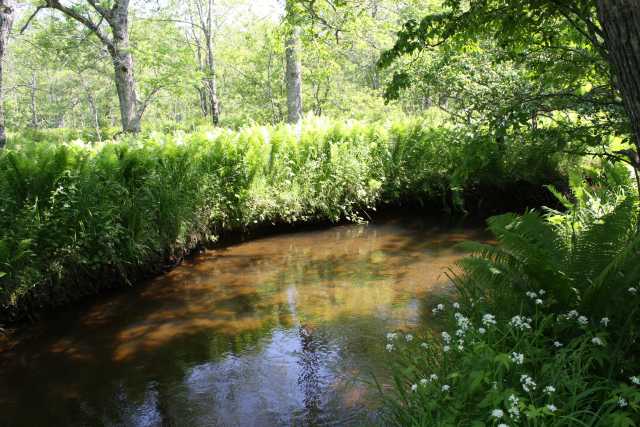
[0,214,485,427]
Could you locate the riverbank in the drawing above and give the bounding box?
[0,118,566,323]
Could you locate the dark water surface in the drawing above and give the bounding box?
[0,215,484,427]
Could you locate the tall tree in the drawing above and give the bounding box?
[285,1,303,123]
[597,0,640,167]
[186,0,221,126]
[0,0,14,148]
[26,0,147,133]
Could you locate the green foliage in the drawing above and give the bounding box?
[0,117,563,321]
[379,0,628,149]
[383,174,640,426]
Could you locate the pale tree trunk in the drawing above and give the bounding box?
[29,72,37,128]
[79,74,102,142]
[194,0,220,126]
[285,26,303,123]
[109,4,139,133]
[205,0,220,125]
[597,0,640,163]
[0,0,14,148]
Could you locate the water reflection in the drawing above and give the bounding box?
[0,215,484,426]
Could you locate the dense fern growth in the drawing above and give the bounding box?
[384,169,640,426]
[0,118,564,322]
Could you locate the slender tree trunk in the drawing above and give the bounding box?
[29,72,38,128]
[0,0,14,148]
[285,26,303,123]
[596,0,640,160]
[82,81,101,142]
[206,0,220,125]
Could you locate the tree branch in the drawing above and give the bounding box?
[20,5,44,34]
[43,0,113,48]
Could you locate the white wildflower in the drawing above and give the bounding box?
[420,342,429,349]
[478,327,486,335]
[411,384,418,392]
[482,314,497,326]
[564,310,579,320]
[526,291,537,299]
[510,315,532,330]
[386,333,398,341]
[591,337,604,346]
[441,384,450,392]
[386,343,394,352]
[520,374,537,392]
[432,303,445,315]
[553,341,563,348]
[600,317,610,327]
[546,404,557,413]
[458,344,465,351]
[544,385,556,394]
[491,409,504,419]
[442,332,451,344]
[498,424,509,427]
[508,394,520,420]
[405,334,413,342]
[453,302,460,309]
[454,312,472,334]
[630,376,640,385]
[429,374,438,381]
[535,298,543,305]
[510,352,524,365]
[419,378,428,385]
[539,289,546,295]
[443,345,451,353]
[577,316,588,325]
[618,397,628,408]
[629,287,638,295]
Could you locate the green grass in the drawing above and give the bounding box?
[0,117,564,322]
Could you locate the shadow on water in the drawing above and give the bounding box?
[0,214,487,427]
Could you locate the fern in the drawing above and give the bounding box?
[456,184,639,319]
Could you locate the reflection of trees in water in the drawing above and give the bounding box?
[298,325,321,425]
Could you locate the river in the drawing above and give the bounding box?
[0,214,485,426]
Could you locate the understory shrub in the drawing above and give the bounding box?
[0,118,563,321]
[383,167,640,426]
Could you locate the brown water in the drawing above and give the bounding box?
[0,215,484,427]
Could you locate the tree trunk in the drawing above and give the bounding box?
[29,72,38,128]
[110,9,139,133]
[596,0,640,157]
[285,26,303,123]
[204,0,220,126]
[0,0,14,148]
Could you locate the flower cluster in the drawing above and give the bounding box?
[509,315,532,330]
[482,313,497,327]
[507,394,520,421]
[432,303,445,315]
[520,374,537,392]
[510,352,524,365]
